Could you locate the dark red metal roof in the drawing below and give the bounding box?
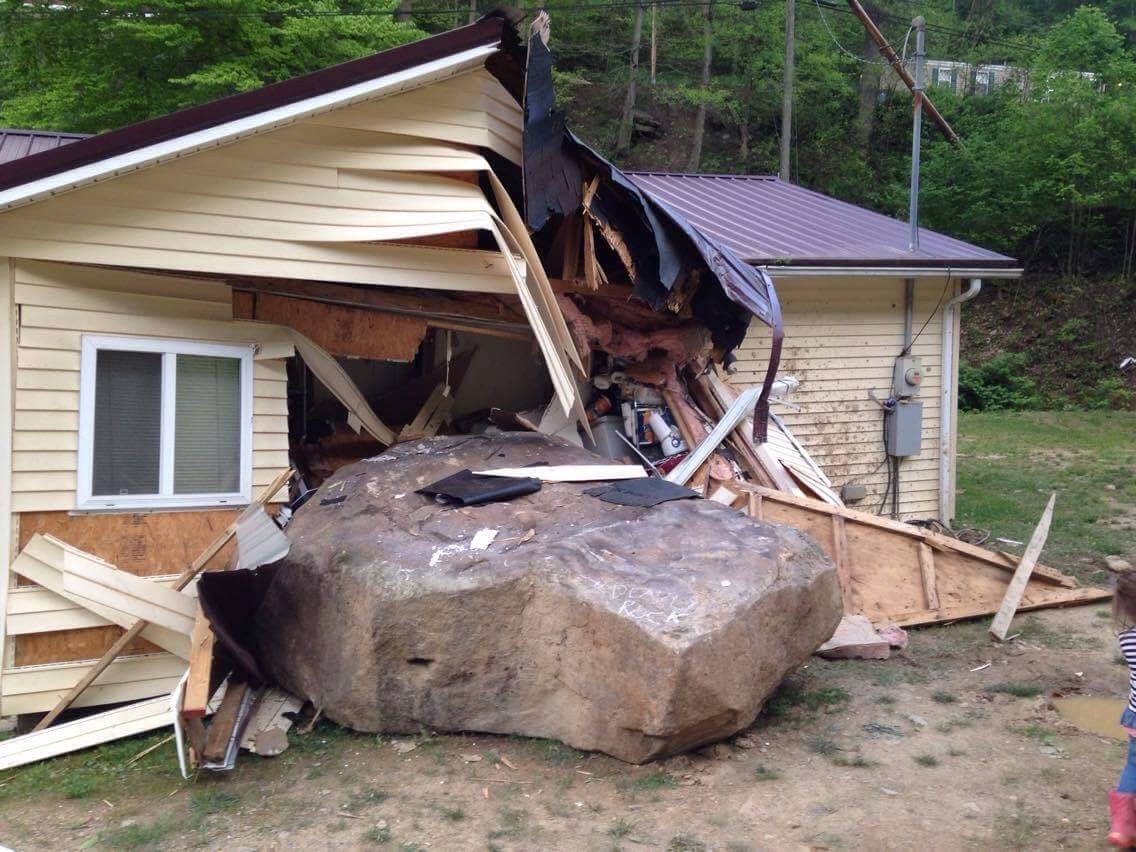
[626,172,1017,270]
[0,129,89,166]
[0,17,507,194]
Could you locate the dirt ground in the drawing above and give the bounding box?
[1,604,1130,851]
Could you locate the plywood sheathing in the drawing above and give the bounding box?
[13,510,235,665]
[233,291,428,362]
[739,484,1109,627]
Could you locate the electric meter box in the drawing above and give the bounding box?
[893,356,925,397]
[886,400,923,457]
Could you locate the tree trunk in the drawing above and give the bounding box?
[394,0,412,22]
[685,1,713,172]
[468,0,477,24]
[855,29,882,151]
[616,0,646,156]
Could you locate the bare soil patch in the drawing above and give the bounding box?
[1,605,1128,851]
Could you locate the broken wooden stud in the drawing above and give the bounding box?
[182,606,216,719]
[918,543,941,612]
[989,493,1057,641]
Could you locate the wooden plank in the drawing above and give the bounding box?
[182,607,215,719]
[894,586,1112,628]
[0,694,173,771]
[990,493,1057,641]
[398,383,452,442]
[748,492,764,521]
[735,484,1076,588]
[203,680,249,762]
[918,543,941,612]
[830,515,854,612]
[665,387,761,485]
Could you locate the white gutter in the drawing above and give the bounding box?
[760,265,1022,279]
[939,278,982,523]
[0,44,498,211]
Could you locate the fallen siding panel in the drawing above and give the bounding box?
[0,694,173,770]
[1,654,185,715]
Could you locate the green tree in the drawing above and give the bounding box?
[0,0,424,132]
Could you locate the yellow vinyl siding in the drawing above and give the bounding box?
[0,70,521,292]
[11,261,290,512]
[732,276,945,520]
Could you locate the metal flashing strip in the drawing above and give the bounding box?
[759,265,1024,279]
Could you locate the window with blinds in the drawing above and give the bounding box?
[78,337,253,510]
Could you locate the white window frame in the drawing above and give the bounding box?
[77,335,254,511]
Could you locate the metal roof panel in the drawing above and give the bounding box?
[626,172,1016,270]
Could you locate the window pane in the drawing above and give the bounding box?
[92,350,162,496]
[174,355,241,494]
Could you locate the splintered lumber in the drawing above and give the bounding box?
[736,484,1109,627]
[989,493,1057,641]
[474,464,647,482]
[398,382,454,442]
[182,607,216,719]
[666,386,761,485]
[31,469,293,732]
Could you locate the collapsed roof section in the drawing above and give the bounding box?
[519,20,783,441]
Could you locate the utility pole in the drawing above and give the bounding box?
[844,0,960,147]
[908,16,925,251]
[650,3,657,85]
[779,0,795,180]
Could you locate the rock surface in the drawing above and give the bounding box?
[256,433,841,763]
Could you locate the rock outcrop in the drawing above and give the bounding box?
[256,433,841,763]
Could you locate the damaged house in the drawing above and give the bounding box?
[0,15,1109,769]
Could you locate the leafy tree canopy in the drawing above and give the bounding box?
[0,0,424,132]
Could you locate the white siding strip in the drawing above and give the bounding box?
[0,694,173,770]
[0,654,185,715]
[11,536,191,658]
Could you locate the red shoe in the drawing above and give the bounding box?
[1109,790,1136,848]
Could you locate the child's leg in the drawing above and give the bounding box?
[1122,737,1136,793]
[1109,737,1136,846]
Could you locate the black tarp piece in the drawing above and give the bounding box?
[417,468,542,506]
[519,26,784,441]
[585,477,699,507]
[198,565,282,686]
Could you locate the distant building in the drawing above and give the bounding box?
[887,59,1023,97]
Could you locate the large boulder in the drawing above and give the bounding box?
[256,433,841,763]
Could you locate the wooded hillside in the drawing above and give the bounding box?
[1,0,1133,402]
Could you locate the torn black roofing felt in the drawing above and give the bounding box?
[520,29,783,440]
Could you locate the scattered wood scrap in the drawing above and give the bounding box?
[738,484,1108,627]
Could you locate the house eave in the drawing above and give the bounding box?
[755,265,1024,280]
[0,43,499,213]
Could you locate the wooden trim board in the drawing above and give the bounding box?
[739,484,1110,627]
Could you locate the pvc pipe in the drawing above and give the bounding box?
[939,278,982,522]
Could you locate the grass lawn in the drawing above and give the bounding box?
[956,410,1136,583]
